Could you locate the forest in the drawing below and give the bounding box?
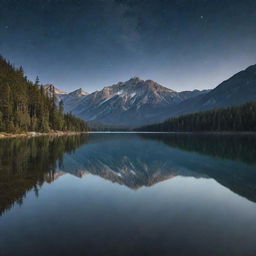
[138,101,256,132]
[0,56,88,133]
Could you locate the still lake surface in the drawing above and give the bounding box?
[0,133,256,256]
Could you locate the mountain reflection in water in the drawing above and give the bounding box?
[1,133,256,216]
[1,133,256,256]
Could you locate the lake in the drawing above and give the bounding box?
[0,133,256,256]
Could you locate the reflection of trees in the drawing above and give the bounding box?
[140,133,256,202]
[140,133,256,165]
[59,133,256,203]
[2,133,256,216]
[0,135,88,215]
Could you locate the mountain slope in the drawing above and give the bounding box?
[43,85,89,112]
[59,88,89,112]
[61,77,207,127]
[167,64,256,117]
[48,64,256,128]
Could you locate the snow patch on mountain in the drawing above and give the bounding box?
[48,77,209,127]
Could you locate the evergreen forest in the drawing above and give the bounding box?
[138,101,256,132]
[0,56,88,133]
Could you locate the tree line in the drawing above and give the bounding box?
[137,101,256,132]
[0,56,88,132]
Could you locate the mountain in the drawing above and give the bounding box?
[68,88,88,97]
[54,77,208,127]
[166,64,256,117]
[51,64,256,128]
[43,84,67,95]
[58,88,89,112]
[43,85,89,112]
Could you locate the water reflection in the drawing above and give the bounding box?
[1,133,256,256]
[1,133,256,216]
[141,133,256,165]
[0,135,88,215]
[60,133,256,201]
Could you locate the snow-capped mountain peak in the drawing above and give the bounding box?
[43,78,208,127]
[68,88,88,97]
[65,78,207,127]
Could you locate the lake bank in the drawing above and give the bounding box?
[1,130,256,139]
[0,131,87,139]
[89,131,256,136]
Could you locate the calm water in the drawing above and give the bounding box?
[1,133,256,256]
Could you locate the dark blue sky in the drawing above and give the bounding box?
[1,0,256,92]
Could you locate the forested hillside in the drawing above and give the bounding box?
[0,56,87,132]
[138,101,256,132]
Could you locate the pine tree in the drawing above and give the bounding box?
[35,76,40,86]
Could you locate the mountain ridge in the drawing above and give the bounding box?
[164,64,256,118]
[49,77,209,127]
[44,63,256,128]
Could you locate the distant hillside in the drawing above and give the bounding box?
[164,64,256,118]
[0,56,87,133]
[137,101,256,132]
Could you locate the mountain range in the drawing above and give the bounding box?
[44,64,256,128]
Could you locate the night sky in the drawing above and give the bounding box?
[1,0,256,92]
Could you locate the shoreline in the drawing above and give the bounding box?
[0,131,87,139]
[1,130,256,139]
[89,131,256,135]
